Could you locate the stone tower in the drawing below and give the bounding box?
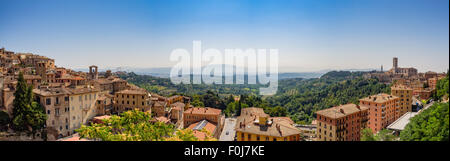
[89,65,98,80]
[393,57,398,72]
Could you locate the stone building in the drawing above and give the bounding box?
[33,85,100,139]
[113,89,152,113]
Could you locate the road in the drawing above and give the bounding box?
[419,101,434,113]
[219,118,237,141]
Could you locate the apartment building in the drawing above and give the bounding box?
[235,107,301,141]
[33,87,72,139]
[315,104,368,141]
[113,89,151,113]
[391,85,412,116]
[360,93,399,133]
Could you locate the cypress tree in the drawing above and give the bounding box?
[11,72,47,135]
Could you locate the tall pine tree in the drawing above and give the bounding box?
[11,72,47,136]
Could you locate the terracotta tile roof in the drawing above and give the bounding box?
[154,101,166,107]
[359,93,398,104]
[235,107,301,138]
[33,87,71,96]
[93,115,111,121]
[240,107,269,117]
[67,86,100,94]
[184,107,221,115]
[170,102,185,109]
[94,78,112,84]
[316,103,365,119]
[57,133,90,141]
[391,85,412,90]
[116,89,148,95]
[187,120,217,140]
[155,116,170,124]
[168,95,181,100]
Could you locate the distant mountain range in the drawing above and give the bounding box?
[72,66,377,79]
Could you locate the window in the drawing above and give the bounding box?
[47,110,51,114]
[65,96,69,102]
[46,98,51,105]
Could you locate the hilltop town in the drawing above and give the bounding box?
[314,58,447,141]
[0,47,225,140]
[0,47,448,141]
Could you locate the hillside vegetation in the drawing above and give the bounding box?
[119,71,390,123]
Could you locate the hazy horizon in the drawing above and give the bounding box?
[1,0,448,73]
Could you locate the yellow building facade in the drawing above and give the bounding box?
[391,85,412,116]
[235,108,301,141]
[113,89,151,113]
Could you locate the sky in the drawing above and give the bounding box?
[0,0,448,72]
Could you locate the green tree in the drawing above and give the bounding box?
[268,106,288,117]
[376,129,396,141]
[435,75,449,101]
[400,103,449,141]
[361,128,376,141]
[226,94,235,105]
[11,72,47,136]
[76,109,215,141]
[0,110,10,131]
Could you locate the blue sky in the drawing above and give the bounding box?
[0,0,448,72]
